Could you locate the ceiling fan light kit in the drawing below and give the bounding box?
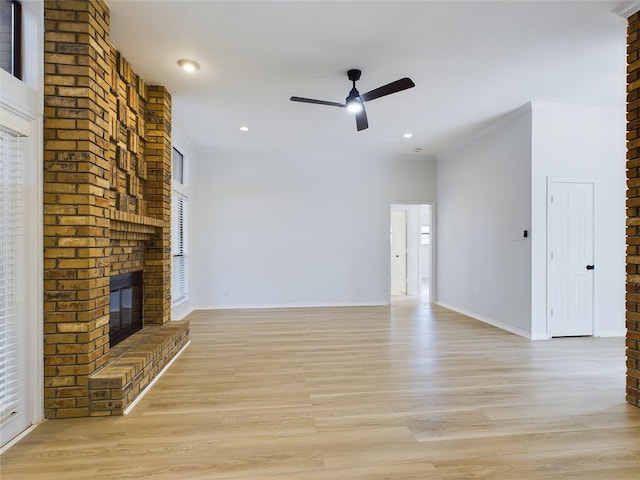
[290,68,415,131]
[346,90,363,113]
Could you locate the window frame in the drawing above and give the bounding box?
[171,144,188,308]
[0,0,43,451]
[172,146,184,185]
[171,191,188,305]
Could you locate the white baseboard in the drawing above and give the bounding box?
[171,298,193,321]
[0,422,41,454]
[171,308,193,321]
[436,301,534,339]
[123,340,191,416]
[595,329,626,338]
[193,301,389,310]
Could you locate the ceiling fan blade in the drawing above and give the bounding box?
[355,105,368,131]
[290,96,346,108]
[360,78,415,102]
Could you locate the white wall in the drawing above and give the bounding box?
[437,105,533,337]
[437,102,626,340]
[530,102,626,338]
[191,150,436,308]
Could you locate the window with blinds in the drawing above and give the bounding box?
[0,125,25,428]
[172,191,187,304]
[0,0,22,79]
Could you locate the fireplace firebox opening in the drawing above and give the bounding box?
[109,271,143,347]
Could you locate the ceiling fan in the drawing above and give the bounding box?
[290,69,415,131]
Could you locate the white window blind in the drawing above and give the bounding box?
[0,125,24,426]
[172,191,187,304]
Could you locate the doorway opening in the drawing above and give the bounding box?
[390,204,433,302]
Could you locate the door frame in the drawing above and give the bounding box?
[0,74,44,452]
[546,177,595,337]
[389,203,435,301]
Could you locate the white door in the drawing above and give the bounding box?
[0,125,29,447]
[547,181,594,337]
[391,210,407,295]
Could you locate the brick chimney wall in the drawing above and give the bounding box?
[43,0,173,419]
[627,12,640,408]
[142,86,172,325]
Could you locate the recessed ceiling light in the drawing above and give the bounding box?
[177,59,200,72]
[239,126,250,132]
[403,132,413,139]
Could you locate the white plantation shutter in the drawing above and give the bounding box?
[172,191,187,303]
[0,125,24,426]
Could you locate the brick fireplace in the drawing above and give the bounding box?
[43,0,189,418]
[628,12,640,409]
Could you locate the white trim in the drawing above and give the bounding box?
[547,176,598,185]
[531,102,624,115]
[171,308,193,321]
[193,301,389,310]
[20,0,45,93]
[171,191,188,304]
[613,1,640,18]
[436,301,543,340]
[438,103,532,157]
[169,128,194,321]
[0,107,32,136]
[30,116,43,430]
[123,340,191,415]
[0,110,43,447]
[171,298,193,321]
[170,127,191,195]
[171,147,188,195]
[596,329,626,337]
[593,329,627,337]
[0,1,43,449]
[0,421,41,455]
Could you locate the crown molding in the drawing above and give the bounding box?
[437,103,533,158]
[613,1,640,18]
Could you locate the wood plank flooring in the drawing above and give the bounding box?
[2,298,639,479]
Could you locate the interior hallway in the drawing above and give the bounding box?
[1,299,639,479]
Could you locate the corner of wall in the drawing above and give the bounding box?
[438,102,532,159]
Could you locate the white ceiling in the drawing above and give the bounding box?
[106,0,628,157]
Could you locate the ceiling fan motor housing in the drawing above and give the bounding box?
[347,69,362,82]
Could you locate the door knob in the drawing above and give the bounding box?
[586,265,595,270]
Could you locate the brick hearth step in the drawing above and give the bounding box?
[88,320,189,416]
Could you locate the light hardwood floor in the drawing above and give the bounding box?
[2,298,639,479]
